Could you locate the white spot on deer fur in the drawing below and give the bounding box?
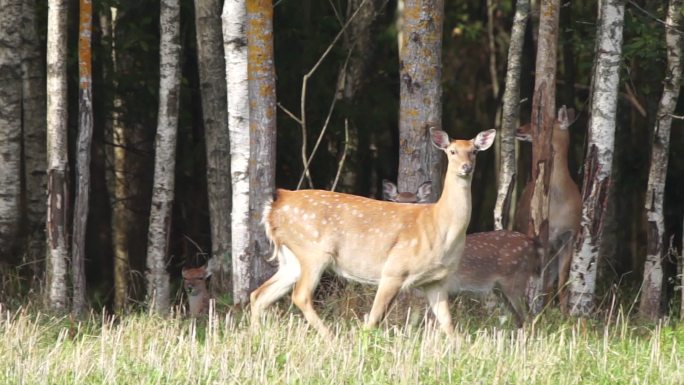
[409,239,418,247]
[283,205,290,212]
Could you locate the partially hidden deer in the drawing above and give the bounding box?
[182,265,211,316]
[514,106,581,302]
[384,181,540,326]
[250,129,496,337]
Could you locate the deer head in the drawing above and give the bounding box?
[182,265,211,316]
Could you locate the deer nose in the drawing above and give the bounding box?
[461,163,473,174]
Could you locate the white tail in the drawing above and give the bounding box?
[384,181,540,326]
[250,129,496,336]
[514,106,581,299]
[181,265,211,316]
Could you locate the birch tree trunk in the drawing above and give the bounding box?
[248,0,277,289]
[46,0,69,312]
[223,0,251,305]
[638,0,682,321]
[526,0,559,306]
[398,0,444,202]
[103,6,127,312]
[194,0,231,290]
[21,0,47,283]
[494,0,529,230]
[146,0,181,314]
[567,0,625,316]
[0,0,23,259]
[71,0,94,315]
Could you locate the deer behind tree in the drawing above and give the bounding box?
[514,106,581,301]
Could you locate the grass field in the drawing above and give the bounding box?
[1,296,683,385]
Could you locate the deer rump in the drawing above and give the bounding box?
[264,188,463,289]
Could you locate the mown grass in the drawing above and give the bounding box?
[1,296,683,385]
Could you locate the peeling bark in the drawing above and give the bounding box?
[248,0,277,290]
[398,0,445,201]
[567,0,625,316]
[638,0,682,321]
[71,0,94,315]
[194,0,231,289]
[527,0,559,308]
[494,0,529,230]
[146,0,181,314]
[46,0,69,312]
[223,0,251,305]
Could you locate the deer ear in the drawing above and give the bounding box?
[382,180,398,201]
[515,124,532,142]
[202,265,212,279]
[473,129,496,151]
[416,181,432,202]
[181,266,189,279]
[430,128,450,150]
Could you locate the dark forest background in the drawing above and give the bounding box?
[2,0,683,314]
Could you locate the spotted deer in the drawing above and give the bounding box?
[384,181,540,326]
[514,106,581,300]
[250,129,496,337]
[181,265,211,316]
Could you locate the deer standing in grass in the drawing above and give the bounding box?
[182,265,211,316]
[514,106,581,303]
[250,129,496,336]
[384,181,540,326]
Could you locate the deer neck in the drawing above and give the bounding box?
[432,167,472,241]
[551,133,572,184]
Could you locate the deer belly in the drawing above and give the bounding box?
[330,261,382,285]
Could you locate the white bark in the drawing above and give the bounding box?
[194,0,231,287]
[0,0,23,257]
[494,0,529,230]
[21,0,47,281]
[567,0,625,316]
[46,0,69,312]
[223,0,251,304]
[146,0,181,314]
[638,0,682,320]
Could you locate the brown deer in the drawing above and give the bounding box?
[181,265,211,316]
[514,106,581,302]
[250,129,496,337]
[384,181,540,326]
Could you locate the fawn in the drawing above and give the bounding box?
[181,265,211,316]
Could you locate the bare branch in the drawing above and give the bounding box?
[299,0,369,189]
[296,45,354,189]
[331,119,350,191]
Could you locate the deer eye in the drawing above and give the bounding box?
[449,149,456,155]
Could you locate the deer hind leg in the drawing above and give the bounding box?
[424,285,454,336]
[290,256,330,338]
[250,245,301,325]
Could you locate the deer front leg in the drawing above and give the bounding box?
[366,275,404,328]
[425,285,454,336]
